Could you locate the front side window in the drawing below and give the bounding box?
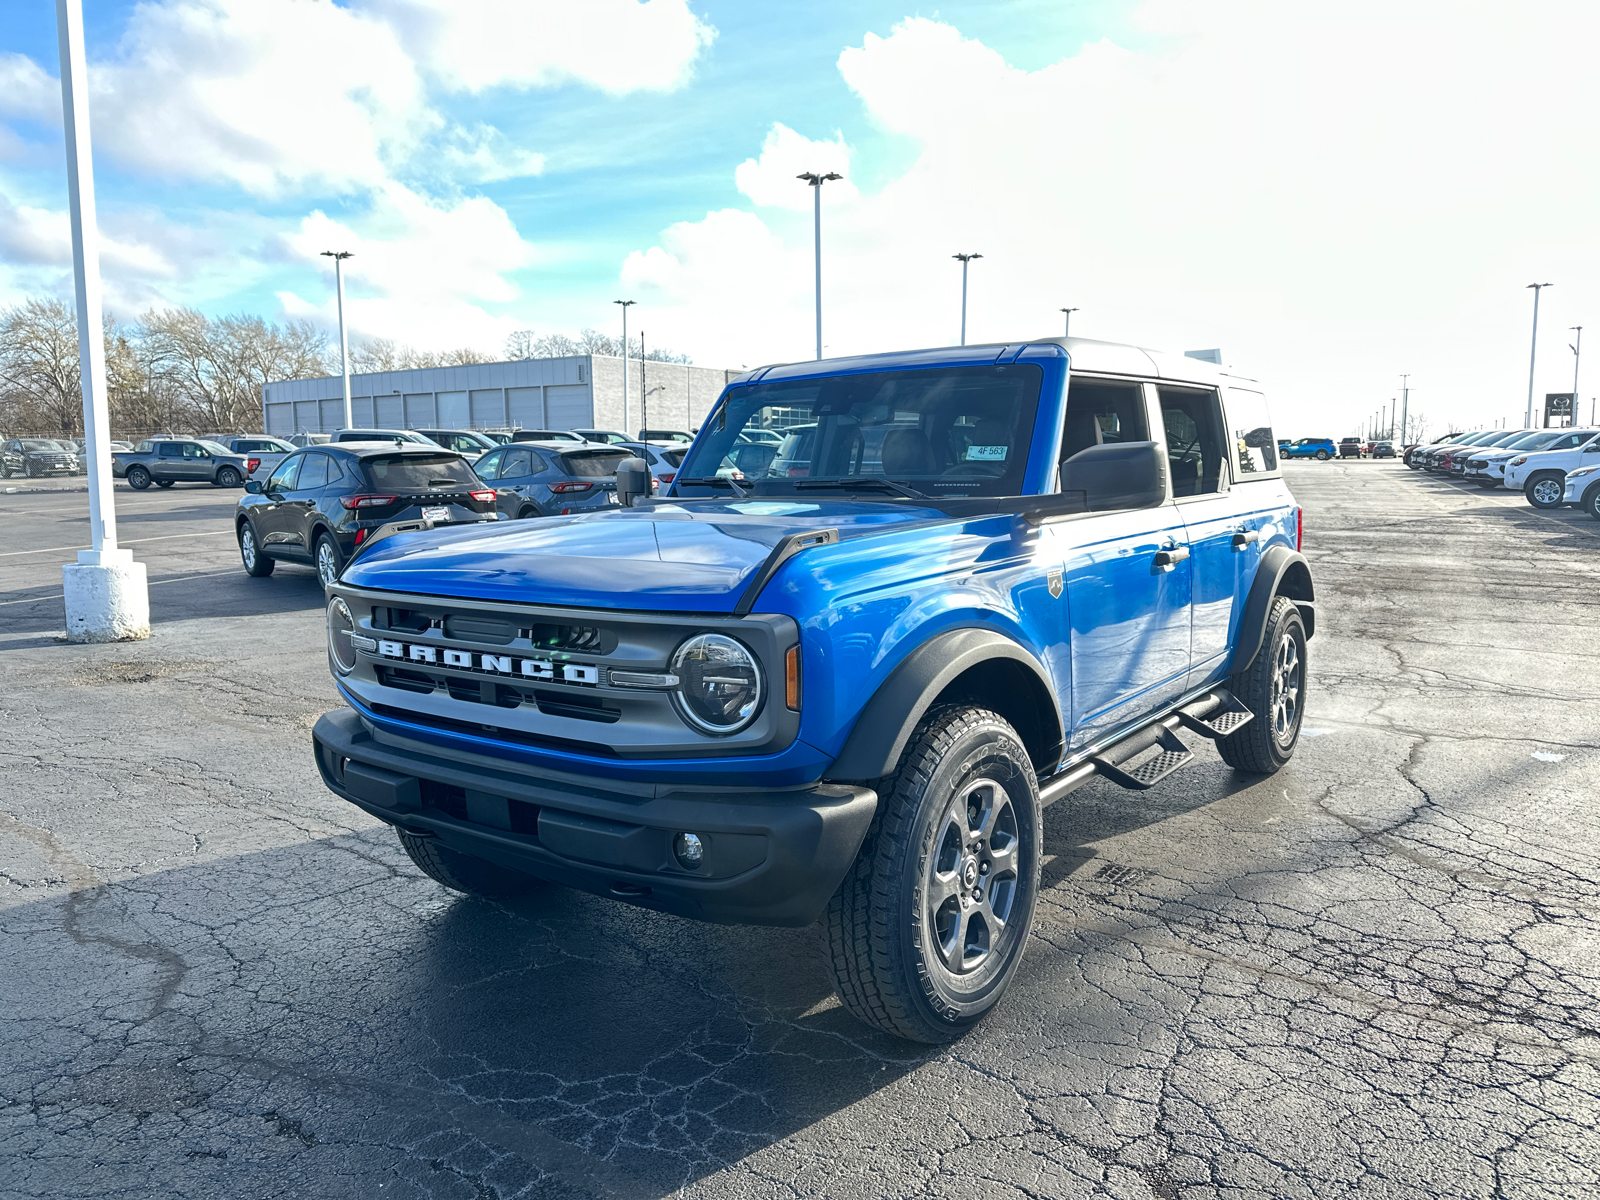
[1059,377,1149,468]
[676,364,1044,498]
[266,454,301,491]
[475,449,504,479]
[180,442,209,458]
[1159,387,1228,497]
[1225,387,1278,476]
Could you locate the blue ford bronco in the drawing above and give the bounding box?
[313,337,1313,1043]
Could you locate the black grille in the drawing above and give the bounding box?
[367,701,621,757]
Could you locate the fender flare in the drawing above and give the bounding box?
[1229,545,1315,675]
[825,627,1064,782]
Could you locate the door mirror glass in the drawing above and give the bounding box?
[245,480,263,494]
[1060,441,1167,512]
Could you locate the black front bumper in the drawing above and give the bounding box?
[313,708,877,927]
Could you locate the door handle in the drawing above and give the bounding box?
[1231,529,1260,549]
[1153,546,1190,570]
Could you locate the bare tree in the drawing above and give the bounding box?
[505,326,690,363]
[0,297,84,435]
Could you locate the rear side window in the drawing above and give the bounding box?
[296,453,328,489]
[560,450,630,477]
[1225,388,1279,478]
[1159,386,1229,497]
[500,449,533,478]
[362,454,479,490]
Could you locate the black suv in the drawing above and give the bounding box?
[236,444,498,588]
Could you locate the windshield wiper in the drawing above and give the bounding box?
[794,476,930,499]
[675,475,748,497]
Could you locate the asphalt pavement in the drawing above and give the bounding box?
[2,464,1597,1199]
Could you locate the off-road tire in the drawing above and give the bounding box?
[397,829,545,897]
[216,466,242,488]
[821,705,1041,1043]
[127,465,151,490]
[238,520,274,577]
[1217,595,1307,774]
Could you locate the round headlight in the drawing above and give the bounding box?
[326,596,357,674]
[671,633,763,735]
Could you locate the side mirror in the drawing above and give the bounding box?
[1059,440,1167,512]
[244,480,263,494]
[615,457,650,507]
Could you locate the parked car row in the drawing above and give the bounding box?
[1404,426,1600,516]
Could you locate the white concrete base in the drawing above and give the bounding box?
[63,548,150,643]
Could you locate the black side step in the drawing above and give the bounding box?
[1091,724,1193,791]
[1175,689,1254,741]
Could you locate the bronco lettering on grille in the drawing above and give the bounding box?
[373,639,600,686]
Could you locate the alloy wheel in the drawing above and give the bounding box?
[317,539,340,587]
[926,778,1021,975]
[240,527,257,569]
[1271,633,1301,746]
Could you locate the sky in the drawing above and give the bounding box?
[2,0,1598,438]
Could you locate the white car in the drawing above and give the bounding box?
[617,440,687,491]
[1562,462,1600,518]
[1464,429,1578,488]
[1503,429,1600,508]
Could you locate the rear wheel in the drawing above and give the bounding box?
[238,521,274,577]
[821,705,1041,1043]
[516,503,543,520]
[127,465,151,490]
[1217,595,1306,774]
[216,466,242,488]
[1525,472,1565,509]
[314,532,343,589]
[397,829,545,897]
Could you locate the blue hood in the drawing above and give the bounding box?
[342,500,952,612]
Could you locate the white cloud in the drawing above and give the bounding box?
[0,191,176,279]
[434,124,546,185]
[275,183,538,348]
[364,0,715,95]
[0,52,58,125]
[734,124,857,212]
[619,5,1600,435]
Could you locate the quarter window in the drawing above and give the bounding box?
[1225,387,1279,477]
[1158,386,1228,497]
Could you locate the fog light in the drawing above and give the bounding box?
[673,832,705,869]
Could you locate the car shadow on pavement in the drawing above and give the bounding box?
[0,829,933,1198]
[0,568,328,638]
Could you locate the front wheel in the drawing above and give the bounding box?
[398,829,545,897]
[216,466,242,488]
[1217,595,1307,774]
[238,521,274,577]
[821,705,1041,1043]
[1584,485,1600,521]
[127,465,151,490]
[1525,472,1566,509]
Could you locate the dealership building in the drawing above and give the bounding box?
[261,354,742,438]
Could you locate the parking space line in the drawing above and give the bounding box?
[0,567,245,606]
[0,530,235,557]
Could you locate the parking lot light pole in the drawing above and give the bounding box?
[954,253,982,346]
[1571,327,1582,426]
[614,300,635,433]
[797,172,842,361]
[1060,307,1078,337]
[1399,375,1409,445]
[1525,283,1552,427]
[320,251,353,429]
[55,0,148,643]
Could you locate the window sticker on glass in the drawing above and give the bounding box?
[966,445,1007,461]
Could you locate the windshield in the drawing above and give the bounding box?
[675,364,1045,498]
[21,440,59,451]
[198,440,232,455]
[361,453,478,490]
[1499,431,1564,452]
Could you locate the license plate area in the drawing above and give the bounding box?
[422,506,450,522]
